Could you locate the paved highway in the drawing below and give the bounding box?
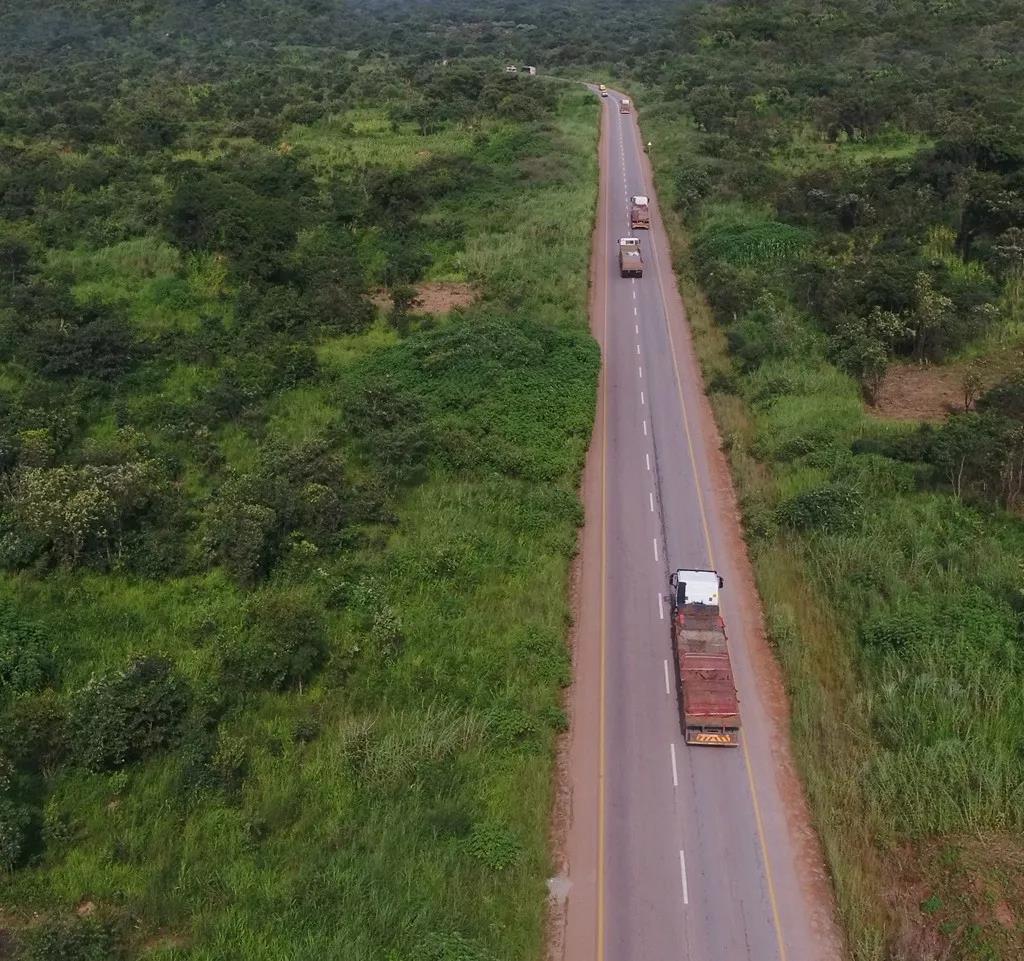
[560,91,840,961]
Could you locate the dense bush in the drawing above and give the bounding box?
[0,692,68,770]
[777,483,865,534]
[70,656,191,771]
[202,439,355,583]
[725,295,814,372]
[223,590,328,691]
[1,461,164,568]
[978,372,1024,421]
[0,607,53,700]
[0,794,32,871]
[18,918,122,961]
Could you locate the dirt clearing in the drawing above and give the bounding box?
[887,834,1024,960]
[871,346,1024,422]
[372,281,478,315]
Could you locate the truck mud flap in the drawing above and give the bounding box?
[685,729,740,747]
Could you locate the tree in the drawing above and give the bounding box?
[388,283,418,336]
[16,301,136,382]
[1,460,163,568]
[910,272,954,362]
[0,227,35,288]
[202,496,278,584]
[962,365,984,411]
[833,306,910,402]
[673,157,712,214]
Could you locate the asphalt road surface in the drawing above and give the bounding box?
[560,90,841,961]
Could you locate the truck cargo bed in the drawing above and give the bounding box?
[673,603,740,746]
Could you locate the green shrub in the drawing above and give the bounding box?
[777,483,864,533]
[182,726,249,799]
[223,589,328,691]
[859,608,933,655]
[70,656,191,771]
[20,918,122,961]
[0,607,54,700]
[859,589,1016,662]
[0,692,68,770]
[484,703,538,746]
[844,452,918,496]
[727,296,812,371]
[0,795,32,871]
[464,820,521,870]
[673,156,713,213]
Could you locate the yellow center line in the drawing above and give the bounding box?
[637,117,790,961]
[596,95,610,961]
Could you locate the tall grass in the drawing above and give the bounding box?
[46,237,226,334]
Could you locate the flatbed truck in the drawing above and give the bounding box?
[630,195,650,229]
[669,569,740,746]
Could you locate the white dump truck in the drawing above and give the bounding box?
[618,237,643,278]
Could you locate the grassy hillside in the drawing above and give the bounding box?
[640,1,1024,958]
[0,7,599,956]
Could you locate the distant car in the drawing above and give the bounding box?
[600,91,609,98]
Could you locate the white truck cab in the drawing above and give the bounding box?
[669,569,725,608]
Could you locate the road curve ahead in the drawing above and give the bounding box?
[559,90,842,961]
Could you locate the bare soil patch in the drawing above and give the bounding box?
[141,932,193,953]
[372,281,478,316]
[887,834,1024,960]
[871,346,1024,422]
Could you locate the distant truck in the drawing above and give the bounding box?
[619,98,631,114]
[629,195,650,229]
[669,569,740,746]
[598,83,608,98]
[618,237,643,278]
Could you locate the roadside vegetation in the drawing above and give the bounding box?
[0,3,598,958]
[639,1,1024,958]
